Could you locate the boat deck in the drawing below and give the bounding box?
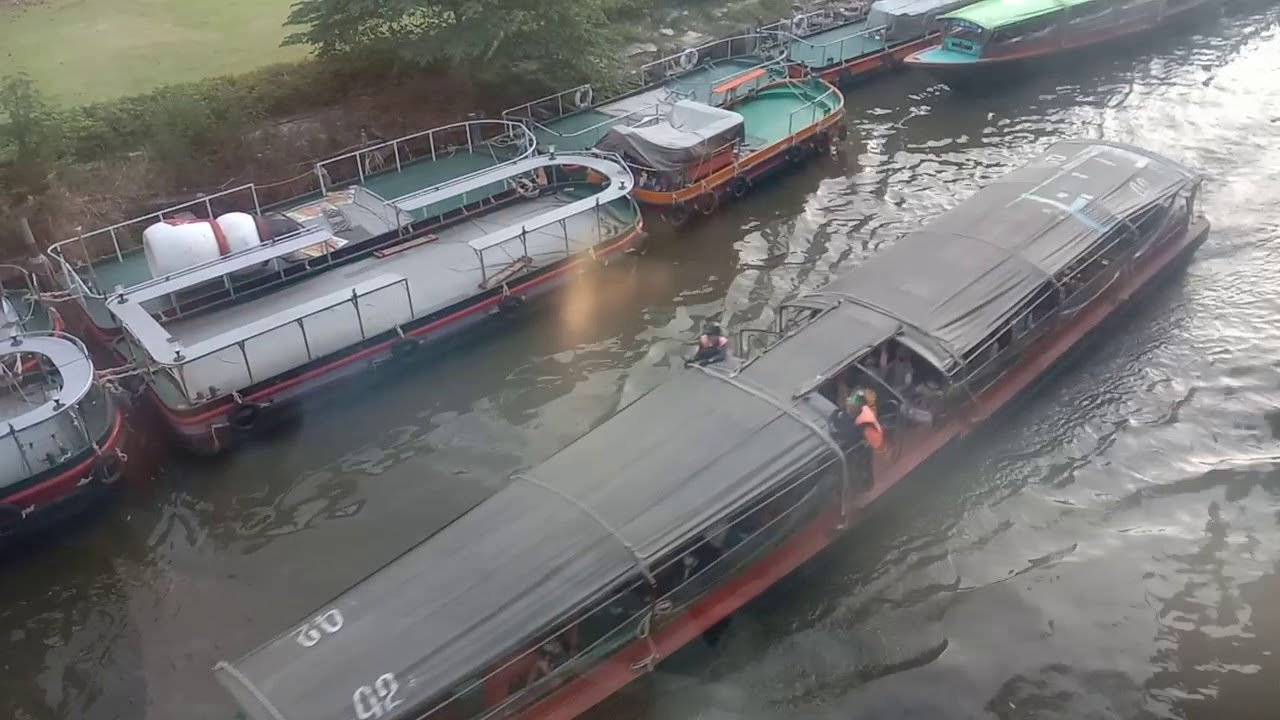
[532,58,770,152]
[165,192,633,349]
[787,19,889,68]
[735,82,839,149]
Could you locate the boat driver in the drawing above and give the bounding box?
[686,322,730,367]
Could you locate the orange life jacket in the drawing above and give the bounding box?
[855,405,885,452]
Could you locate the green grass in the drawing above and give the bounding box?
[0,0,307,105]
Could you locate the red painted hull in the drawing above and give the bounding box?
[61,224,646,456]
[515,217,1210,720]
[0,393,129,543]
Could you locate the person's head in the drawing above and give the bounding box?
[846,391,866,411]
[703,321,723,337]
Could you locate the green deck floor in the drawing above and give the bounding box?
[737,82,842,147]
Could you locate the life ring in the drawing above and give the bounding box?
[229,401,264,432]
[390,337,421,362]
[574,86,594,108]
[694,192,719,215]
[785,144,806,164]
[665,203,692,226]
[678,48,699,70]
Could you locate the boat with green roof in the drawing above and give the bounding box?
[903,0,1226,83]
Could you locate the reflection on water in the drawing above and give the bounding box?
[5,6,1280,720]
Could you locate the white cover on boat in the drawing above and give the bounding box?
[869,0,979,42]
[595,100,744,174]
[143,212,263,279]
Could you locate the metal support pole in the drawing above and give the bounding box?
[297,318,312,361]
[394,143,402,173]
[239,341,254,384]
[351,289,366,340]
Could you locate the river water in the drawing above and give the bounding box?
[5,6,1280,720]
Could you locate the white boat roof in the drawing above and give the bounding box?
[106,153,634,367]
[0,333,95,432]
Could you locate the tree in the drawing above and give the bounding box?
[0,73,58,204]
[282,0,626,87]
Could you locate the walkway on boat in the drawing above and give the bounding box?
[104,153,637,406]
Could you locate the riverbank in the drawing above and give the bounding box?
[0,0,794,257]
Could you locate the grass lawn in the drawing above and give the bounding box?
[0,0,308,105]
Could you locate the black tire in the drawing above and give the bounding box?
[665,204,692,227]
[694,192,718,215]
[728,176,750,198]
[786,145,806,164]
[229,403,262,432]
[836,124,849,141]
[497,295,525,314]
[390,337,420,361]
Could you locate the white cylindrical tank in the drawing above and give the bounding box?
[143,212,264,278]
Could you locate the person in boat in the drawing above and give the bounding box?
[846,389,885,489]
[686,322,730,366]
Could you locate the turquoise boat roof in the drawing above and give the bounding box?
[939,0,1089,30]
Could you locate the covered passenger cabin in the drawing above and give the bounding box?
[214,139,1201,720]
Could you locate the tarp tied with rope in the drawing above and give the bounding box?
[214,140,1199,720]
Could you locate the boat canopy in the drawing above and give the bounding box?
[214,140,1199,720]
[868,0,986,41]
[938,0,1093,30]
[807,139,1199,372]
[215,299,900,720]
[594,100,745,175]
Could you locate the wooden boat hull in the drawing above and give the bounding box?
[63,222,645,456]
[0,390,128,547]
[513,215,1210,720]
[904,0,1224,87]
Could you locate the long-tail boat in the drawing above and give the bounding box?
[47,121,643,455]
[504,38,845,224]
[903,0,1227,84]
[0,266,128,543]
[213,140,1207,720]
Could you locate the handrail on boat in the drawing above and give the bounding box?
[517,100,669,144]
[786,23,890,65]
[784,81,842,140]
[313,119,537,194]
[46,183,268,300]
[637,33,780,85]
[502,84,597,124]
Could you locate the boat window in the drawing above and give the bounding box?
[989,15,1061,47]
[943,19,985,44]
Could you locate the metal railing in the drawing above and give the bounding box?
[0,331,100,482]
[48,184,267,299]
[314,119,537,195]
[784,81,842,139]
[163,276,414,403]
[514,99,668,148]
[503,84,598,125]
[637,33,778,86]
[786,23,889,66]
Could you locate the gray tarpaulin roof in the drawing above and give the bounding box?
[809,139,1197,370]
[215,140,1199,720]
[594,100,744,175]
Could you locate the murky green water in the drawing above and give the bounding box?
[4,6,1280,719]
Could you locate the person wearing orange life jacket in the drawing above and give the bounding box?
[686,322,729,367]
[846,390,885,490]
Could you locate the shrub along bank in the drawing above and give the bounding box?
[0,0,788,255]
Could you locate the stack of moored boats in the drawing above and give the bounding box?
[12,1,1226,717]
